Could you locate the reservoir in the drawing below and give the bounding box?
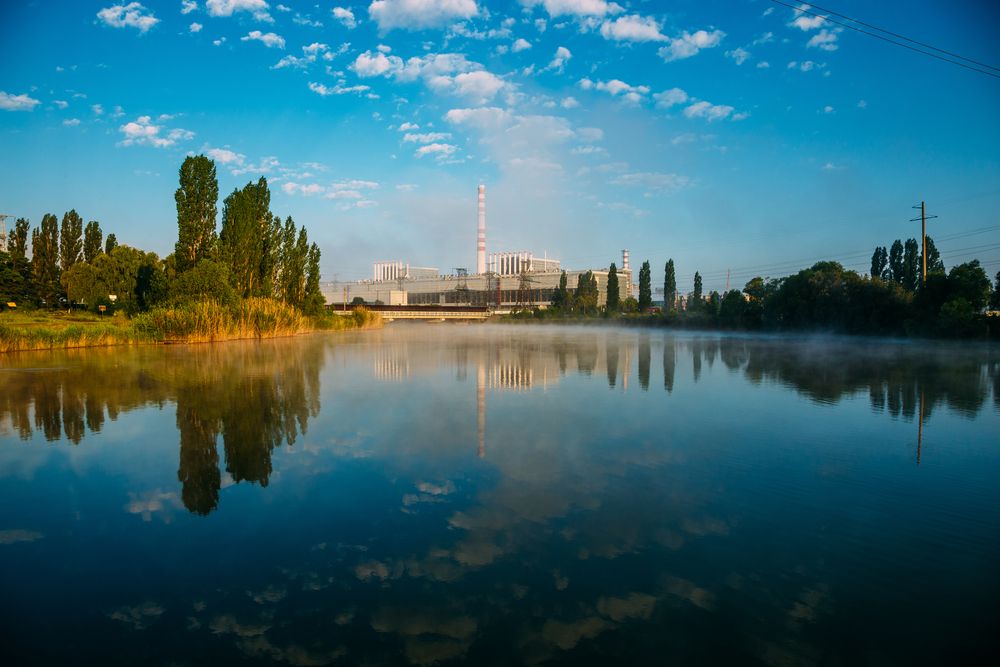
[1,325,998,665]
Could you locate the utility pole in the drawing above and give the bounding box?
[910,201,938,286]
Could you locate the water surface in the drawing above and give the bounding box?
[1,325,998,665]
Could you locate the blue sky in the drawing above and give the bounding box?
[1,0,998,290]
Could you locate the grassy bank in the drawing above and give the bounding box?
[0,299,381,353]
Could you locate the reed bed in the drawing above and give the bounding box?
[0,300,381,353]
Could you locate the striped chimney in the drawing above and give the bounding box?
[477,184,486,275]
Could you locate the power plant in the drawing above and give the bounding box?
[320,185,631,309]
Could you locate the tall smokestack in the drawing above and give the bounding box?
[622,249,630,272]
[477,184,486,275]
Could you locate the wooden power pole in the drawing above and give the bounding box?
[910,201,938,286]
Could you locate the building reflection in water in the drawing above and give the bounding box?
[1,330,997,515]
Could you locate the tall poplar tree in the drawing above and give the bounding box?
[219,177,271,297]
[922,236,945,276]
[304,242,324,314]
[32,214,61,306]
[902,238,920,291]
[11,218,30,261]
[664,258,676,309]
[638,261,652,312]
[606,262,619,312]
[59,209,84,272]
[693,271,703,310]
[870,246,888,279]
[105,233,118,254]
[175,155,219,273]
[552,270,568,308]
[83,221,103,263]
[888,239,904,284]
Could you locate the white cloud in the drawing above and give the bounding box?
[580,78,649,104]
[658,29,725,62]
[351,50,401,76]
[241,30,285,48]
[189,22,203,33]
[789,4,827,31]
[807,28,838,51]
[206,147,245,164]
[787,60,823,72]
[308,81,371,96]
[683,100,735,121]
[63,118,81,126]
[332,7,357,28]
[118,115,194,147]
[403,131,451,142]
[274,43,331,69]
[398,122,419,131]
[368,0,479,32]
[725,47,750,65]
[857,99,867,109]
[523,0,623,17]
[282,182,325,196]
[756,61,770,68]
[92,104,104,115]
[822,162,845,171]
[599,14,666,42]
[53,100,69,109]
[546,46,572,72]
[822,105,834,114]
[213,37,226,46]
[653,87,688,108]
[612,171,690,193]
[181,1,198,14]
[444,106,512,128]
[0,91,41,111]
[415,142,457,158]
[96,3,160,33]
[512,38,532,52]
[560,96,578,108]
[752,31,774,45]
[442,70,508,104]
[206,0,273,22]
[351,50,508,103]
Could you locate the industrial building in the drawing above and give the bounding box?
[320,185,631,309]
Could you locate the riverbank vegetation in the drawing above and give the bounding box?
[518,244,1000,339]
[0,155,379,352]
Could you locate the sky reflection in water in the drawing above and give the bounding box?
[1,325,998,666]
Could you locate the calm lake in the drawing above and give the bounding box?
[1,324,998,666]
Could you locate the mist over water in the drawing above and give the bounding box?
[1,325,998,665]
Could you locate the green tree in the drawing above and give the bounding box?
[0,251,35,306]
[11,218,30,261]
[605,262,619,312]
[280,222,309,306]
[104,233,118,254]
[83,221,103,263]
[219,177,272,298]
[638,260,651,312]
[552,270,568,309]
[902,238,919,291]
[574,271,599,314]
[175,155,219,272]
[719,289,746,328]
[870,246,888,280]
[945,260,991,312]
[691,271,703,311]
[61,261,102,308]
[991,271,1000,310]
[303,242,324,315]
[888,239,904,284]
[32,213,61,307]
[59,209,84,272]
[169,259,235,305]
[922,235,945,276]
[663,258,676,310]
[708,290,722,316]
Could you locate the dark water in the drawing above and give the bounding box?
[1,325,998,666]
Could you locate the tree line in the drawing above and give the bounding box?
[0,154,324,315]
[541,237,1000,338]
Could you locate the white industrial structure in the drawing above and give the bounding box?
[320,185,631,309]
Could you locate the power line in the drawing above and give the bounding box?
[768,0,1000,80]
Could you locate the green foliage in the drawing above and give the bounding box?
[175,155,219,272]
[888,239,904,284]
[11,218,30,261]
[691,271,703,311]
[708,290,721,316]
[620,296,639,313]
[870,246,888,280]
[991,271,1000,310]
[303,242,324,315]
[61,261,102,308]
[719,289,746,328]
[605,262,619,312]
[573,271,599,314]
[945,260,991,311]
[83,221,103,263]
[902,238,919,291]
[170,259,236,306]
[663,259,676,310]
[59,209,84,273]
[551,270,568,309]
[219,177,272,298]
[32,213,61,307]
[922,235,945,275]
[638,260,651,311]
[0,251,35,306]
[104,233,118,254]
